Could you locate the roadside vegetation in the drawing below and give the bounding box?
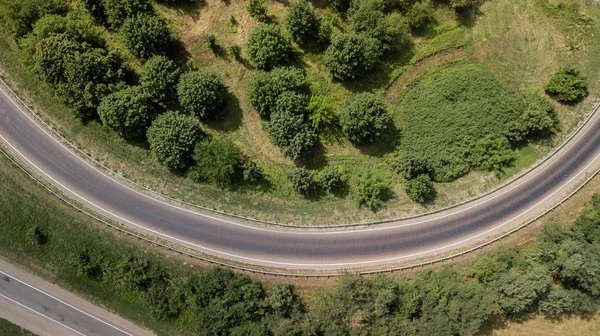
[0,318,38,336]
[3,148,600,335]
[0,0,597,225]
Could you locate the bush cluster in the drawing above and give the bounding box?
[339,92,391,144]
[289,166,344,197]
[545,65,589,103]
[247,67,306,118]
[5,0,68,38]
[246,24,291,70]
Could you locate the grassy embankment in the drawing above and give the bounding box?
[0,318,38,336]
[0,0,598,225]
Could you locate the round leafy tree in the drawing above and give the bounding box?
[507,89,558,141]
[188,138,243,188]
[140,55,181,106]
[284,0,318,45]
[246,24,291,70]
[120,13,172,59]
[289,167,318,196]
[274,91,308,116]
[247,67,306,118]
[146,112,201,171]
[6,0,68,38]
[339,93,390,144]
[398,155,432,180]
[406,0,435,31]
[317,166,343,193]
[102,0,151,30]
[247,0,269,22]
[241,160,264,183]
[324,33,380,80]
[352,169,389,210]
[268,109,316,159]
[177,70,228,119]
[405,174,434,203]
[545,65,588,103]
[98,86,157,140]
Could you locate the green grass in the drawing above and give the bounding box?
[0,318,38,336]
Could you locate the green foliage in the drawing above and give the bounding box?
[537,0,594,50]
[140,55,181,107]
[177,70,228,119]
[539,288,575,317]
[470,256,496,283]
[330,0,351,13]
[30,13,97,43]
[80,0,106,23]
[5,0,68,38]
[146,112,201,171]
[472,135,514,171]
[269,284,302,317]
[27,226,48,245]
[317,166,343,193]
[508,88,558,141]
[268,108,316,159]
[205,34,217,51]
[247,67,306,118]
[247,0,269,22]
[449,0,481,9]
[544,65,588,103]
[339,93,390,144]
[308,95,338,131]
[289,168,318,196]
[348,0,407,51]
[405,174,433,203]
[33,34,124,120]
[399,64,523,182]
[229,44,242,60]
[101,0,152,29]
[285,0,319,45]
[274,91,308,116]
[188,138,243,188]
[324,33,380,80]
[120,13,172,59]
[352,170,390,209]
[241,161,264,183]
[97,86,157,140]
[397,155,432,180]
[246,24,291,70]
[574,200,600,243]
[492,262,551,318]
[406,0,435,30]
[349,0,385,34]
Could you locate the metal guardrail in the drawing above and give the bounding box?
[1,75,598,229]
[1,75,600,276]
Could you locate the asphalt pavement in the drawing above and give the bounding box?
[1,84,600,271]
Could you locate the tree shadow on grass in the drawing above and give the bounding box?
[166,0,207,20]
[355,121,401,158]
[202,92,243,133]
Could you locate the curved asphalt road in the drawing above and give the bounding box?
[1,85,600,271]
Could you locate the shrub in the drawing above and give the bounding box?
[545,65,588,103]
[508,89,558,141]
[317,166,343,193]
[397,155,431,180]
[406,0,435,30]
[31,12,97,43]
[348,0,406,50]
[324,33,380,80]
[228,44,242,60]
[33,34,124,120]
[205,34,217,51]
[269,284,302,317]
[399,64,523,182]
[285,0,319,45]
[140,55,181,107]
[241,161,264,183]
[339,93,390,144]
[308,95,338,131]
[247,0,269,22]
[120,13,172,59]
[6,0,68,38]
[246,24,291,70]
[146,112,201,170]
[177,71,228,119]
[268,109,317,159]
[405,174,433,203]
[289,168,318,196]
[188,139,243,187]
[102,0,152,29]
[274,91,308,116]
[98,86,157,140]
[352,170,390,209]
[330,0,351,13]
[247,67,306,118]
[348,0,385,34]
[471,135,514,171]
[470,257,496,283]
[539,288,574,317]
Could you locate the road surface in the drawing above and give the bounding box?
[1,83,599,271]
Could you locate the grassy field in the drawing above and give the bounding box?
[0,318,38,336]
[0,0,598,225]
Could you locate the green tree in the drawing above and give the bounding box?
[539,288,574,317]
[247,0,269,22]
[247,67,306,118]
[339,93,390,144]
[140,55,181,107]
[268,109,317,159]
[352,170,390,209]
[31,12,97,43]
[177,70,228,119]
[120,13,172,59]
[324,33,380,80]
[406,0,435,30]
[80,0,106,23]
[330,0,351,13]
[5,0,67,38]
[97,86,157,140]
[545,65,589,103]
[308,95,338,131]
[274,91,308,116]
[289,168,318,196]
[471,135,514,171]
[246,24,291,70]
[470,256,496,283]
[405,174,433,203]
[269,284,302,317]
[146,112,201,170]
[317,166,343,193]
[188,139,243,188]
[508,88,558,141]
[241,161,264,183]
[397,155,431,180]
[284,0,319,45]
[101,0,152,29]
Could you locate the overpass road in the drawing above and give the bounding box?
[1,83,600,272]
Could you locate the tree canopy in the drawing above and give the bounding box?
[246,24,291,70]
[146,112,201,170]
